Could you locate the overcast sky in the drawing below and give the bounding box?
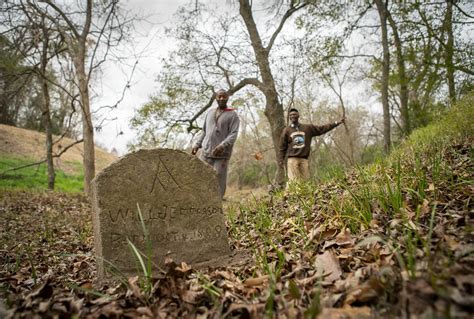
[92,0,377,156]
[93,0,308,156]
[93,0,202,155]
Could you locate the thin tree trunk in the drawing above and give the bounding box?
[445,0,455,103]
[75,54,95,194]
[375,0,391,153]
[40,22,55,190]
[387,11,409,135]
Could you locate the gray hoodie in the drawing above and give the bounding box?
[194,107,240,159]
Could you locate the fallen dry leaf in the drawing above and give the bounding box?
[315,250,342,283]
[320,306,372,319]
[243,275,268,287]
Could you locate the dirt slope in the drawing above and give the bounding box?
[0,124,118,174]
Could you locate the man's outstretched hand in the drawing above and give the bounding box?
[339,117,346,125]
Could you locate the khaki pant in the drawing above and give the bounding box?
[287,157,310,181]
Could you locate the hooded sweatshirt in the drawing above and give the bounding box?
[194,107,240,159]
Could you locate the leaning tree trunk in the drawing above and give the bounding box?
[239,0,290,186]
[375,0,391,153]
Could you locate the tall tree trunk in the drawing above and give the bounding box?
[445,0,455,103]
[40,23,55,190]
[239,0,287,186]
[387,11,409,136]
[375,0,391,153]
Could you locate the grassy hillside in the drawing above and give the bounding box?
[0,125,117,192]
[0,94,472,318]
[226,93,473,317]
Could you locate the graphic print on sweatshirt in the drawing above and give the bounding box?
[290,131,305,149]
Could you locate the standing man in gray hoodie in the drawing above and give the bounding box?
[192,89,240,199]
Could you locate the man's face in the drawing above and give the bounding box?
[289,111,299,124]
[216,92,229,108]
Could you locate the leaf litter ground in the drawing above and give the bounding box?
[0,141,472,318]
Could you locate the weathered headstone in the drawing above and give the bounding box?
[91,149,231,280]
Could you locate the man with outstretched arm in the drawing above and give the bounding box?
[192,89,240,199]
[278,108,345,184]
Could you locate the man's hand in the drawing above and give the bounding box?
[212,144,225,157]
[191,146,200,155]
[340,117,346,124]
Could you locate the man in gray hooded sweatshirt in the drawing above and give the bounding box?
[192,89,240,199]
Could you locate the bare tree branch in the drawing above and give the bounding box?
[266,1,308,53]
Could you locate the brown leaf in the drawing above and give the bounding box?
[243,275,268,287]
[51,302,68,313]
[444,235,460,250]
[181,290,205,304]
[79,281,93,290]
[449,287,474,307]
[175,261,192,273]
[127,276,145,301]
[419,199,430,218]
[344,274,385,305]
[321,293,344,308]
[69,298,84,314]
[136,306,153,317]
[306,225,338,245]
[296,273,324,287]
[315,250,342,283]
[90,296,112,305]
[100,301,123,317]
[38,300,50,313]
[320,306,372,318]
[336,228,354,246]
[253,152,263,160]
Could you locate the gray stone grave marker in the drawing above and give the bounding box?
[91,149,231,280]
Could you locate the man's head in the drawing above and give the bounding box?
[216,89,229,109]
[288,108,299,125]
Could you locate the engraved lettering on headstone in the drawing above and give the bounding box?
[111,232,122,248]
[109,208,129,222]
[92,149,231,280]
[215,225,223,237]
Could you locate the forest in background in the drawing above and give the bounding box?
[0,0,472,192]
